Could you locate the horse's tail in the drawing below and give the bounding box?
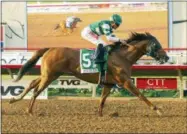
[13,48,49,82]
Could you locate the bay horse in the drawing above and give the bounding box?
[9,32,169,116]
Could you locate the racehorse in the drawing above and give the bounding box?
[9,32,169,116]
[54,21,72,35]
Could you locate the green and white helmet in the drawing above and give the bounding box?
[110,14,122,26]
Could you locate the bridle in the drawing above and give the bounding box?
[145,38,162,57]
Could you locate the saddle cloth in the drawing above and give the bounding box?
[80,49,98,73]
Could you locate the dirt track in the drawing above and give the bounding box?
[2,98,187,133]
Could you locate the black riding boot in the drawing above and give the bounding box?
[94,44,106,85]
[94,43,105,64]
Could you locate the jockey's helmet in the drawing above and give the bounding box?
[110,14,122,26]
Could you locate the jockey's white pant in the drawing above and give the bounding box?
[81,26,106,46]
[66,22,71,28]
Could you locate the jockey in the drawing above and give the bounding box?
[81,14,127,85]
[65,16,82,30]
[54,16,82,34]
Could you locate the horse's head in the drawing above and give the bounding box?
[126,32,169,64]
[144,33,169,64]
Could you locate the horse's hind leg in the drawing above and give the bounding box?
[98,86,111,116]
[27,84,39,114]
[9,78,41,104]
[27,75,59,114]
[123,79,162,116]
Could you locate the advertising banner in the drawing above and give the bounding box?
[27,5,79,13]
[137,78,177,89]
[1,76,47,99]
[27,2,167,14]
[49,76,95,89]
[1,52,42,65]
[1,75,95,99]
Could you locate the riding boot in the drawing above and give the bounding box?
[94,43,105,64]
[94,44,107,85]
[97,62,107,85]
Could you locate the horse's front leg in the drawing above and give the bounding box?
[98,86,111,116]
[123,79,162,116]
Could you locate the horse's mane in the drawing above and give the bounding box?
[111,32,156,51]
[126,32,155,44]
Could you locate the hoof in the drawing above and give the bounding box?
[156,109,163,116]
[155,107,163,116]
[26,108,33,115]
[152,106,163,116]
[98,111,103,117]
[9,98,16,104]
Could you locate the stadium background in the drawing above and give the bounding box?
[1,1,187,133]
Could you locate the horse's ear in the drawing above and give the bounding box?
[131,32,136,36]
[130,32,137,38]
[146,32,151,36]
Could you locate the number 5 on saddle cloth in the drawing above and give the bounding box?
[80,46,111,74]
[80,44,117,74]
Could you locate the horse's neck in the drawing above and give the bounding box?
[120,41,147,64]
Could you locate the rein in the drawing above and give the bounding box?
[122,41,146,55]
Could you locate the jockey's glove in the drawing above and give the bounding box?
[119,39,127,45]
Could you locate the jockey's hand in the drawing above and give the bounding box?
[120,39,135,51]
[119,39,127,45]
